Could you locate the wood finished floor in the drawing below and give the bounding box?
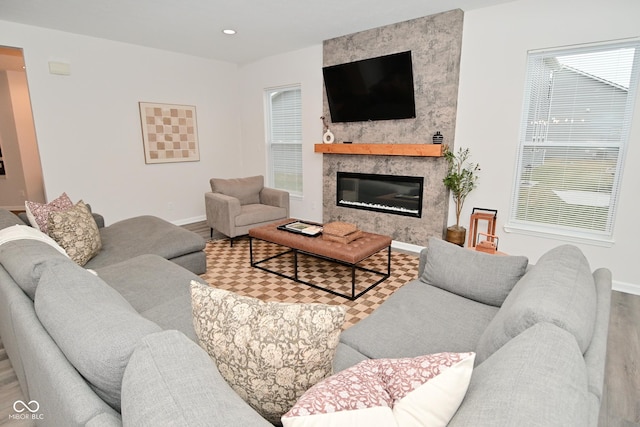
[0,220,638,426]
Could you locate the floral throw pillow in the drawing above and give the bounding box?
[47,200,102,266]
[25,192,73,234]
[282,352,475,427]
[190,281,346,425]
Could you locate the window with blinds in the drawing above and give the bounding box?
[507,39,640,244]
[265,86,303,196]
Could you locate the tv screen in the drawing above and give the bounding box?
[323,51,416,123]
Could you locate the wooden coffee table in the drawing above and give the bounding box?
[248,219,392,300]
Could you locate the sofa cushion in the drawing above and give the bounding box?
[25,192,73,233]
[96,254,201,341]
[449,323,589,427]
[0,238,69,300]
[283,352,474,427]
[210,175,263,205]
[121,330,271,427]
[340,279,498,359]
[47,201,102,266]
[235,203,288,227]
[475,244,596,364]
[191,281,346,424]
[420,237,529,307]
[34,261,162,411]
[84,215,205,270]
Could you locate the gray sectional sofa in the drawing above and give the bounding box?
[0,206,611,426]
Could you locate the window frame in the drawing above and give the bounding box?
[263,84,303,197]
[505,39,640,246]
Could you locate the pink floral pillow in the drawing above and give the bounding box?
[282,352,475,427]
[25,192,73,234]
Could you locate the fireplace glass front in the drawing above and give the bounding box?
[336,172,424,218]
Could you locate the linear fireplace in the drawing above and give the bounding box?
[336,172,424,218]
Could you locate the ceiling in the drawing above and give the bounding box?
[0,0,515,65]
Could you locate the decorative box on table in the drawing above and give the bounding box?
[322,222,363,244]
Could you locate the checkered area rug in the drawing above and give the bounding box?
[199,238,419,329]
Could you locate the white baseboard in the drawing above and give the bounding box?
[612,280,640,296]
[391,240,424,254]
[172,215,206,226]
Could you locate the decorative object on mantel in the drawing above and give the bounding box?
[139,102,200,164]
[442,146,480,246]
[322,221,363,244]
[433,131,444,144]
[320,116,335,144]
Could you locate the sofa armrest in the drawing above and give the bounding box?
[260,187,290,215]
[205,192,241,237]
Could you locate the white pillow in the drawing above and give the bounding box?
[282,352,475,427]
[0,224,68,256]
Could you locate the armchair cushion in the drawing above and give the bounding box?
[210,175,263,205]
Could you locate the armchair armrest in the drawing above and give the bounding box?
[205,192,242,237]
[260,187,290,215]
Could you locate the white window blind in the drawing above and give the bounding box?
[265,86,303,196]
[507,39,640,243]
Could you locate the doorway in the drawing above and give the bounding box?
[0,46,45,211]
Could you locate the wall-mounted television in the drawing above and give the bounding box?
[323,51,416,123]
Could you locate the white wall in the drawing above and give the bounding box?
[0,71,28,209]
[0,20,242,224]
[455,0,640,291]
[238,45,324,222]
[8,70,44,205]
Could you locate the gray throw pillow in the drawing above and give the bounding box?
[35,260,161,411]
[420,237,528,307]
[210,175,263,205]
[450,322,589,426]
[121,330,271,427]
[475,244,597,364]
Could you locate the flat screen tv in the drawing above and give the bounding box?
[323,51,416,123]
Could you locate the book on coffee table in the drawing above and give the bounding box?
[278,221,323,237]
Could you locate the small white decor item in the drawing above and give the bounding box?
[323,129,335,144]
[320,115,335,144]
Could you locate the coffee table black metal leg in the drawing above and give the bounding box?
[351,266,356,299]
[249,237,254,265]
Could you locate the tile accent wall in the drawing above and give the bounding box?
[321,10,464,246]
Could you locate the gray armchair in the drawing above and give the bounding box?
[205,175,289,245]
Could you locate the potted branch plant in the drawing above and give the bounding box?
[442,146,480,246]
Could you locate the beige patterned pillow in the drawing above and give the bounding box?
[48,200,102,266]
[190,281,346,424]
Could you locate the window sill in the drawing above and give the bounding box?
[503,223,615,248]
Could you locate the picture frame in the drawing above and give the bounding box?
[139,102,200,164]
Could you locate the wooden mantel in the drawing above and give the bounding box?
[314,143,443,157]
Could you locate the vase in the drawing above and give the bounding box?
[323,129,335,144]
[433,131,443,144]
[445,225,466,246]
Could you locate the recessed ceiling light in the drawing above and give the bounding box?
[222,29,236,35]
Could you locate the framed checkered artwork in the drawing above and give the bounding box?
[139,102,200,164]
